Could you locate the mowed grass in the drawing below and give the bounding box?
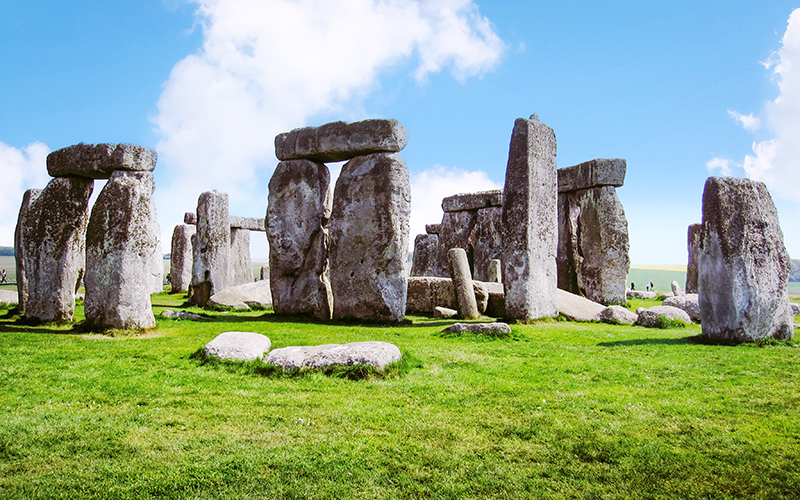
[1,294,800,499]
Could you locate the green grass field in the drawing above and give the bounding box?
[1,293,800,498]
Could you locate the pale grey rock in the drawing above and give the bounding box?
[263,341,401,370]
[488,259,502,283]
[426,224,442,235]
[686,223,702,294]
[150,220,164,294]
[161,309,204,320]
[208,280,273,310]
[597,305,638,325]
[170,224,196,293]
[47,143,156,179]
[433,306,458,319]
[473,207,503,282]
[230,228,252,286]
[671,280,683,296]
[275,119,408,162]
[556,288,605,322]
[434,210,476,278]
[627,290,657,299]
[439,322,512,336]
[448,248,479,319]
[192,191,231,307]
[635,305,691,328]
[405,277,488,315]
[484,281,505,317]
[229,216,266,231]
[557,158,626,193]
[22,177,93,323]
[14,188,42,312]
[410,233,438,277]
[329,153,410,322]
[267,159,331,318]
[657,292,676,300]
[790,303,800,315]
[204,331,271,361]
[698,176,793,341]
[85,171,157,330]
[502,116,558,319]
[663,294,700,322]
[0,290,19,305]
[260,266,270,281]
[473,281,489,316]
[442,190,503,212]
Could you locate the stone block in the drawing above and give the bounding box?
[229,216,266,231]
[473,206,503,282]
[441,190,503,212]
[557,158,626,193]
[47,143,156,179]
[14,188,42,313]
[263,341,401,370]
[192,191,231,306]
[230,228,252,286]
[275,119,408,163]
[425,224,442,235]
[686,223,702,294]
[448,248,479,319]
[170,224,195,293]
[410,233,438,277]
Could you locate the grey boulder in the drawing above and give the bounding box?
[663,294,700,322]
[204,331,272,361]
[597,305,638,325]
[439,322,512,336]
[208,280,273,310]
[635,306,691,328]
[556,288,606,322]
[263,341,401,370]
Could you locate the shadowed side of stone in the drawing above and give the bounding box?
[14,188,42,313]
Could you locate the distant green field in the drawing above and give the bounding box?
[627,268,687,293]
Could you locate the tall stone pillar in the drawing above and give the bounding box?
[685,223,702,294]
[170,224,196,293]
[14,188,42,313]
[230,228,252,286]
[192,191,231,306]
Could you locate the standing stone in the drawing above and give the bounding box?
[473,206,503,282]
[22,177,93,323]
[192,191,231,306]
[170,224,196,293]
[670,280,683,296]
[685,223,702,294]
[410,233,438,277]
[230,228,252,286]
[698,176,793,341]
[435,210,476,277]
[85,171,158,330]
[501,116,558,319]
[488,259,502,283]
[260,265,270,281]
[448,248,479,319]
[150,221,164,294]
[328,153,410,322]
[14,188,42,313]
[266,159,332,318]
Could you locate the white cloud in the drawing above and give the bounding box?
[0,141,51,246]
[706,157,735,176]
[727,110,762,131]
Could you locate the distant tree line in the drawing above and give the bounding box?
[0,246,13,257]
[791,259,800,282]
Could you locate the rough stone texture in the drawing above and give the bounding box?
[556,288,606,322]
[663,294,700,322]
[442,190,503,212]
[434,306,458,319]
[686,223,702,294]
[150,221,164,294]
[439,322,512,336]
[406,277,488,315]
[14,188,42,312]
[597,305,638,325]
[267,159,332,318]
[184,212,197,225]
[670,280,683,296]
[473,207,503,282]
[192,191,231,307]
[230,228,252,286]
[260,266,270,281]
[170,224,196,293]
[47,143,156,179]
[557,158,626,193]
[790,303,800,315]
[635,305,692,328]
[0,290,19,305]
[208,280,273,310]
[229,216,266,231]
[263,341,401,370]
[698,176,793,341]
[410,233,438,277]
[484,282,505,317]
[161,310,204,320]
[627,290,657,299]
[433,210,477,278]
[488,259,502,283]
[84,171,157,330]
[557,186,629,305]
[328,153,410,322]
[22,177,93,323]
[204,331,271,361]
[275,119,408,163]
[426,224,442,235]
[502,116,558,319]
[448,248,479,319]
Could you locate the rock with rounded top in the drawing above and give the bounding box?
[275,119,408,162]
[597,305,638,325]
[208,280,273,310]
[192,191,231,307]
[47,143,156,179]
[434,306,458,319]
[439,322,512,336]
[448,248,479,319]
[635,305,691,328]
[170,224,196,293]
[671,280,683,296]
[205,331,271,361]
[263,341,401,370]
[556,288,606,322]
[161,310,204,320]
[663,294,700,322]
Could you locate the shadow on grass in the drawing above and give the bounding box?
[597,335,707,347]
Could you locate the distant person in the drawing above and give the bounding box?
[630,282,635,291]
[0,269,7,283]
[645,282,650,292]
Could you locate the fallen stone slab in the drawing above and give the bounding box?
[627,290,657,299]
[635,306,691,328]
[442,190,503,212]
[275,119,408,162]
[208,280,273,310]
[0,290,19,305]
[47,143,156,179]
[556,288,606,322]
[557,158,626,193]
[439,322,512,336]
[663,294,700,322]
[597,305,638,325]
[433,306,458,319]
[263,341,401,370]
[204,331,272,361]
[161,310,205,320]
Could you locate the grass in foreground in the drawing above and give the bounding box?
[1,294,799,499]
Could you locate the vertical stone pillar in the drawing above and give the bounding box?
[435,211,476,277]
[473,206,503,282]
[488,259,502,283]
[448,248,479,319]
[410,233,438,277]
[192,190,230,306]
[685,223,702,294]
[230,228,252,285]
[170,224,196,293]
[14,188,42,313]
[501,115,558,319]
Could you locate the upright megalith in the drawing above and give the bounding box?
[328,153,411,322]
[698,176,793,341]
[501,115,558,320]
[266,159,332,318]
[192,191,231,306]
[85,171,158,329]
[410,233,438,277]
[685,223,702,294]
[170,224,196,293]
[230,228,252,286]
[22,177,93,323]
[473,205,503,282]
[14,188,42,313]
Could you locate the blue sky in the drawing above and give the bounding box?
[2,0,799,264]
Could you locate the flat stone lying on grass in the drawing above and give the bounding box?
[204,331,272,361]
[635,306,691,328]
[161,310,204,320]
[208,280,273,310]
[556,289,606,322]
[439,322,512,336]
[0,290,19,305]
[433,306,458,319]
[627,290,657,299]
[663,294,700,322]
[263,341,401,370]
[597,305,638,325]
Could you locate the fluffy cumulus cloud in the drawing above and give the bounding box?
[0,142,51,246]
[152,0,505,255]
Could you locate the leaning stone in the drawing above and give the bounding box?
[434,306,458,319]
[557,158,626,193]
[208,280,273,310]
[635,306,691,328]
[663,294,700,322]
[627,290,657,299]
[229,216,266,231]
[170,224,196,293]
[329,153,410,322]
[442,190,503,212]
[698,176,793,341]
[0,290,19,305]
[204,331,271,361]
[686,223,702,294]
[556,289,605,322]
[14,188,42,312]
[47,143,156,179]
[671,280,683,296]
[85,171,157,330]
[263,341,401,370]
[410,233,438,277]
[161,310,204,320]
[22,177,93,323]
[192,191,231,306]
[597,305,638,325]
[426,224,442,235]
[448,248,479,319]
[275,119,409,162]
[230,228,252,286]
[502,116,558,319]
[439,322,512,336]
[473,207,503,282]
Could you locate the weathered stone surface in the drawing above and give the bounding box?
[410,233,438,277]
[670,280,683,296]
[184,212,197,225]
[260,266,270,281]
[275,119,408,162]
[192,191,231,306]
[502,116,558,319]
[663,294,700,322]
[22,177,93,323]
[442,190,503,212]
[426,224,442,235]
[686,223,702,294]
[406,277,488,315]
[439,322,512,336]
[448,248,479,319]
[434,210,476,278]
[556,288,605,322]
[208,280,273,310]
[597,305,638,325]
[267,159,332,318]
[47,143,156,179]
[0,290,19,305]
[161,309,204,320]
[204,331,271,361]
[170,224,196,293]
[557,186,629,305]
[329,153,410,322]
[230,228,252,286]
[473,207,503,282]
[635,305,691,328]
[263,341,401,370]
[84,171,157,330]
[627,290,657,299]
[698,177,793,341]
[150,221,164,294]
[791,303,800,315]
[488,259,502,283]
[14,188,42,312]
[557,158,626,193]
[434,306,458,319]
[484,282,505,317]
[229,216,266,231]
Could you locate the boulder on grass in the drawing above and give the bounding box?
[663,294,700,322]
[0,290,19,305]
[627,290,657,299]
[204,331,272,361]
[208,280,273,310]
[433,306,458,319]
[556,289,605,322]
[635,306,691,328]
[440,322,512,336]
[263,341,401,370]
[597,305,638,325]
[161,310,204,321]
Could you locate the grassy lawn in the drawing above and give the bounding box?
[1,293,800,499]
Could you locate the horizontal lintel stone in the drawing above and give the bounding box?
[441,190,503,212]
[47,143,156,179]
[557,158,626,193]
[184,212,265,231]
[425,224,442,235]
